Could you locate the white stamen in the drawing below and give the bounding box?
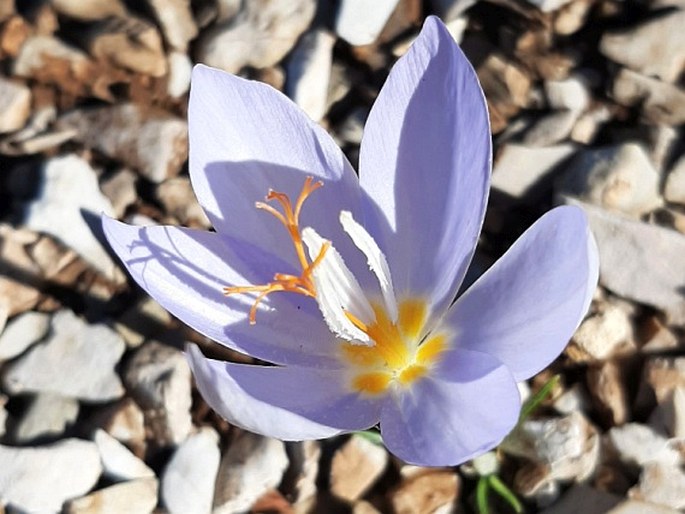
[301,227,373,345]
[339,211,398,323]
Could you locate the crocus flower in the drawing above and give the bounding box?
[103,17,598,466]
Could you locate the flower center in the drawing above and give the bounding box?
[341,299,449,395]
[223,177,329,324]
[223,177,450,397]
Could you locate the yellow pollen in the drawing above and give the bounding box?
[398,299,427,339]
[353,372,392,394]
[399,364,427,384]
[223,177,326,324]
[342,299,449,396]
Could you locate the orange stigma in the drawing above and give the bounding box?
[223,177,328,324]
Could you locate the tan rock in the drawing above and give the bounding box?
[389,469,459,514]
[12,35,114,99]
[89,399,146,453]
[644,357,685,404]
[156,177,210,228]
[64,478,159,514]
[114,296,173,349]
[50,0,127,21]
[81,17,166,77]
[124,341,192,446]
[587,360,629,426]
[330,435,388,502]
[569,302,634,362]
[100,168,138,219]
[0,225,87,316]
[472,46,531,132]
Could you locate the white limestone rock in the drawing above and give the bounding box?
[629,463,685,510]
[94,429,155,482]
[557,143,662,218]
[563,200,685,325]
[523,110,579,147]
[196,0,316,73]
[167,51,192,99]
[545,76,590,112]
[286,29,336,122]
[664,155,685,207]
[58,104,188,184]
[1,309,126,402]
[612,68,685,126]
[13,393,80,443]
[213,433,289,513]
[145,0,198,51]
[492,143,576,199]
[607,423,682,468]
[502,411,600,484]
[124,341,192,446]
[0,310,50,362]
[601,10,685,83]
[161,427,221,514]
[287,441,321,505]
[608,499,681,513]
[23,154,119,280]
[0,439,102,513]
[335,0,400,45]
[0,78,31,133]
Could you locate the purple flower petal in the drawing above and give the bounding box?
[189,65,362,266]
[187,344,381,439]
[379,348,519,466]
[447,206,599,381]
[359,16,491,320]
[103,216,342,368]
